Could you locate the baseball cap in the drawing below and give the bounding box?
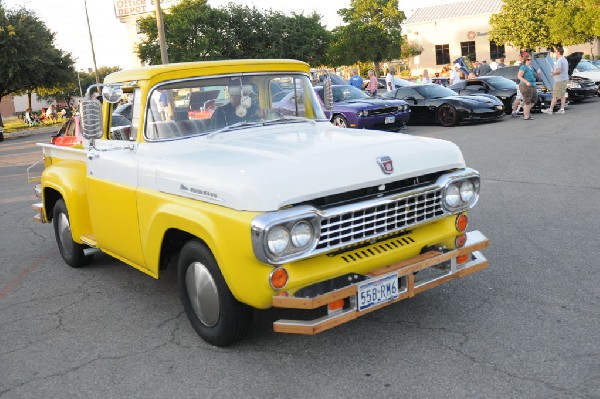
[521,52,529,57]
[454,63,461,68]
[481,59,487,63]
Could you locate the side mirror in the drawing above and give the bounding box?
[323,76,334,111]
[80,99,103,140]
[102,85,123,104]
[405,96,417,104]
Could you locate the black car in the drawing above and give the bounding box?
[486,66,555,109]
[449,76,519,114]
[381,84,504,127]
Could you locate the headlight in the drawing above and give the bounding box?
[251,206,321,264]
[267,226,290,255]
[357,110,370,117]
[291,221,312,248]
[567,82,581,89]
[442,176,480,212]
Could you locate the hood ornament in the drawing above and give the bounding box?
[376,156,394,174]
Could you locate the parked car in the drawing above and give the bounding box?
[537,51,599,100]
[362,77,414,92]
[51,116,83,146]
[568,55,600,96]
[448,75,555,114]
[590,60,600,68]
[306,85,410,131]
[486,65,556,109]
[381,83,504,127]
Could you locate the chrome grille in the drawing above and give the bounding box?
[317,189,444,250]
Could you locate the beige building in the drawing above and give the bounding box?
[405,0,600,75]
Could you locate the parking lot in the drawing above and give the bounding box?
[1,98,599,398]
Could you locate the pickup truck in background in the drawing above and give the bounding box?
[32,59,489,346]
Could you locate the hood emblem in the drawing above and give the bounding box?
[376,156,394,174]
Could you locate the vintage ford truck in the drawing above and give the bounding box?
[32,59,489,346]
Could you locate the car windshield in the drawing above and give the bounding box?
[577,62,599,72]
[416,84,458,98]
[145,73,326,140]
[485,77,517,90]
[330,85,370,102]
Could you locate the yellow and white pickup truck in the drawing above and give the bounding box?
[32,59,489,346]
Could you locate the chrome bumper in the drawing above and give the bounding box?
[272,231,489,335]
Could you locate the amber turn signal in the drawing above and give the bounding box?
[328,299,344,312]
[456,254,470,265]
[269,267,289,290]
[456,214,468,232]
[455,233,467,248]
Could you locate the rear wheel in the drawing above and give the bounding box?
[178,240,253,346]
[331,114,348,128]
[52,199,92,267]
[437,104,459,127]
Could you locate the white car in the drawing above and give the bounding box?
[572,60,600,95]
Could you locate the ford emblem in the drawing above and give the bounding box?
[376,156,394,174]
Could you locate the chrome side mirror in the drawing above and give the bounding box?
[102,85,123,104]
[80,99,103,140]
[323,76,334,112]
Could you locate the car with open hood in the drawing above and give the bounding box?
[535,51,598,100]
[567,53,600,96]
[382,83,504,127]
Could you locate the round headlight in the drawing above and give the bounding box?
[445,184,461,208]
[460,180,475,203]
[267,226,290,255]
[291,221,313,248]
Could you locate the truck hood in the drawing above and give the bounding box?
[141,121,465,211]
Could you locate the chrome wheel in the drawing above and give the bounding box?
[332,115,348,128]
[57,212,74,256]
[185,261,220,327]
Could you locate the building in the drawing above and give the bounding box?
[404,0,600,75]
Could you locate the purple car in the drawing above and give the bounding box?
[274,85,410,131]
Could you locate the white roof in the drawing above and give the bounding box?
[406,0,503,24]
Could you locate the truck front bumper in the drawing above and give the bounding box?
[272,230,488,335]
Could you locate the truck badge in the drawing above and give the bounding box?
[377,156,394,174]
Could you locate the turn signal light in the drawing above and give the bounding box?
[269,267,289,290]
[455,233,467,248]
[456,254,469,265]
[456,214,468,232]
[328,299,344,312]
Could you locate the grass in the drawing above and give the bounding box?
[1,116,63,133]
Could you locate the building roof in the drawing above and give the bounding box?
[406,0,503,24]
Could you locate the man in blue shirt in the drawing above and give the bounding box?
[348,68,363,90]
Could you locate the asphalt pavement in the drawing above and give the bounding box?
[1,99,599,398]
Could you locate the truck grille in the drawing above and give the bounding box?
[316,188,444,250]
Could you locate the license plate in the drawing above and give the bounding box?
[357,273,399,312]
[385,116,395,124]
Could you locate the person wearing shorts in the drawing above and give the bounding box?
[518,57,540,120]
[541,47,569,115]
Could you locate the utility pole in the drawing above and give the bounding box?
[83,0,100,90]
[155,0,169,64]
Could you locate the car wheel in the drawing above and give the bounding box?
[52,199,92,267]
[506,95,516,115]
[331,114,348,128]
[0,131,4,142]
[178,240,253,347]
[437,104,459,127]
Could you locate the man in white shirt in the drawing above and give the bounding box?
[541,47,569,115]
[489,59,499,70]
[385,66,395,92]
[449,63,462,85]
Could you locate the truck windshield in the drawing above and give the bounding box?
[145,73,327,140]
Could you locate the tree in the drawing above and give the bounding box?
[546,0,600,56]
[136,0,331,65]
[489,0,553,51]
[0,3,75,125]
[329,0,405,74]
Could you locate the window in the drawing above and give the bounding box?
[435,44,450,65]
[490,42,505,60]
[461,41,476,61]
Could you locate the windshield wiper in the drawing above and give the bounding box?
[262,117,311,126]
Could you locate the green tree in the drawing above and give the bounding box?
[37,66,122,105]
[489,0,553,50]
[329,0,405,75]
[0,3,75,126]
[547,0,600,55]
[137,0,330,65]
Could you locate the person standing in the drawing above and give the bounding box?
[449,63,462,85]
[478,60,492,76]
[541,47,568,115]
[385,66,395,92]
[517,56,541,120]
[471,61,481,77]
[366,70,378,96]
[348,68,363,90]
[422,69,430,83]
[489,58,499,70]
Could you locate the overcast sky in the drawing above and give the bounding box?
[3,0,456,70]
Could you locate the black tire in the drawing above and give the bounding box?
[437,104,459,127]
[505,95,516,115]
[0,132,4,142]
[52,199,92,267]
[331,114,348,128]
[178,240,253,347]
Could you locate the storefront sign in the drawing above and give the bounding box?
[113,0,181,18]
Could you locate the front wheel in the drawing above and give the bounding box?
[331,114,348,128]
[178,240,253,346]
[52,199,92,267]
[437,104,459,127]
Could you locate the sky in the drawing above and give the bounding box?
[2,0,456,70]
